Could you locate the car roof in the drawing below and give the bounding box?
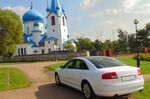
[72,56,111,60]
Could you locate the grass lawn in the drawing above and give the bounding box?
[132,80,150,99]
[0,68,31,91]
[0,60,64,66]
[116,56,150,74]
[45,62,67,71]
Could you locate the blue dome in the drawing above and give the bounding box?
[22,5,44,23]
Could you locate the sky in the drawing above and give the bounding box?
[1,0,150,41]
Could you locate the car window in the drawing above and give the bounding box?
[86,57,126,69]
[74,60,88,70]
[64,60,74,69]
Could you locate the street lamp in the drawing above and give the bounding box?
[133,19,140,68]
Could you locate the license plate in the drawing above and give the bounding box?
[122,75,136,82]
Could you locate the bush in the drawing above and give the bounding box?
[133,53,150,61]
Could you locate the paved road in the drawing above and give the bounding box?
[0,62,146,99]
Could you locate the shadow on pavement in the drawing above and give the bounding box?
[35,83,131,99]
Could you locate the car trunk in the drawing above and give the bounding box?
[98,66,142,84]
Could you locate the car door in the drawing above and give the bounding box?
[68,59,89,87]
[61,60,75,83]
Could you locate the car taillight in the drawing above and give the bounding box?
[138,69,142,76]
[102,72,118,79]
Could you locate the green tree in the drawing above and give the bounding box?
[76,37,95,51]
[117,29,128,53]
[63,41,76,52]
[102,39,112,50]
[0,9,23,58]
[93,39,102,51]
[137,23,150,48]
[128,33,136,52]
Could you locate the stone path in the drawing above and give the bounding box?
[0,62,149,99]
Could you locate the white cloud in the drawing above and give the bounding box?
[80,0,99,9]
[3,6,29,16]
[123,0,141,9]
[68,16,83,22]
[98,21,113,26]
[124,3,150,14]
[89,9,120,18]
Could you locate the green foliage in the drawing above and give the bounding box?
[138,28,150,48]
[0,9,23,58]
[133,54,150,61]
[128,33,136,52]
[63,40,76,52]
[102,39,113,50]
[0,68,31,91]
[117,29,128,53]
[45,62,67,71]
[133,80,150,99]
[76,37,95,51]
[93,39,103,51]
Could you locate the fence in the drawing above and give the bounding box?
[1,51,90,62]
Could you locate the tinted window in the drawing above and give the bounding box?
[64,60,74,69]
[74,60,88,70]
[86,57,127,69]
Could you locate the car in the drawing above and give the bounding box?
[55,56,144,99]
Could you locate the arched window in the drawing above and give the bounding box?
[21,48,23,55]
[24,48,26,55]
[18,48,20,56]
[27,27,29,33]
[42,49,44,54]
[51,16,55,25]
[62,17,65,26]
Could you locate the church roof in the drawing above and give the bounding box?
[47,37,58,40]
[49,0,64,16]
[46,0,50,12]
[39,36,47,43]
[22,2,44,23]
[23,34,35,44]
[39,36,58,43]
[32,44,39,47]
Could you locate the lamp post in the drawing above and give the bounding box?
[133,19,140,68]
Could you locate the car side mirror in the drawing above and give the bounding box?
[60,66,64,69]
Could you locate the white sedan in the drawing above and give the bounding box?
[55,56,144,99]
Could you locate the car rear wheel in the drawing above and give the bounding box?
[55,74,61,86]
[82,82,95,99]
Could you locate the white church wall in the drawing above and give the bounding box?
[31,31,42,45]
[45,40,58,51]
[60,14,69,44]
[24,21,44,34]
[47,13,69,50]
[16,44,33,55]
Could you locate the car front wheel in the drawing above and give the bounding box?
[82,82,95,99]
[55,73,61,86]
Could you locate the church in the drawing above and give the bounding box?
[15,0,75,56]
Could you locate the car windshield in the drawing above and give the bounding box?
[85,56,127,69]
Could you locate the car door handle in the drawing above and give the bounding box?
[80,73,82,74]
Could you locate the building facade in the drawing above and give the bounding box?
[16,0,75,56]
